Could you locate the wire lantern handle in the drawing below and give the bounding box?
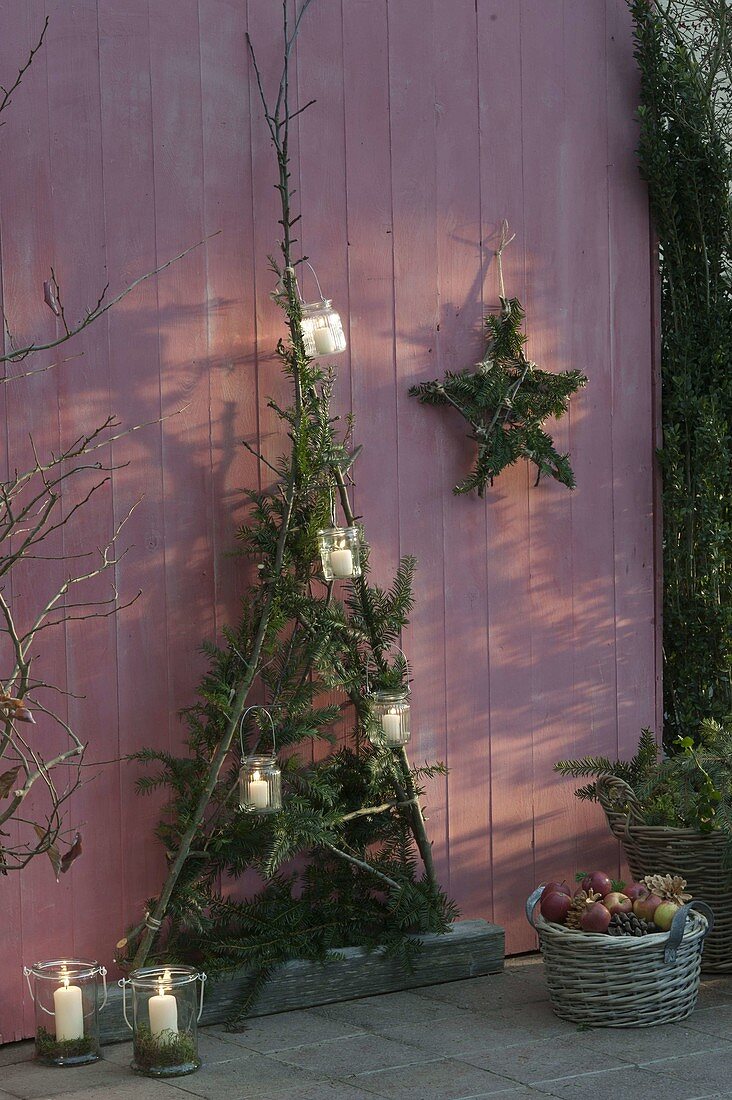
[364,645,411,695]
[284,260,326,304]
[239,705,277,757]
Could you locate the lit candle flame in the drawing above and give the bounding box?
[252,770,261,782]
[158,967,173,997]
[61,964,69,990]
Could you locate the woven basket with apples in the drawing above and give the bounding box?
[526,871,713,1027]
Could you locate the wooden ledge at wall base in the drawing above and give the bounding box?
[100,919,504,1043]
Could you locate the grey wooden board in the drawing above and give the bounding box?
[100,918,503,1043]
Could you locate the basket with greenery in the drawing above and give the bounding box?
[556,724,732,971]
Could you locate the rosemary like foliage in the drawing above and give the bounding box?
[128,282,456,1016]
[631,1,732,744]
[409,296,586,497]
[557,721,732,865]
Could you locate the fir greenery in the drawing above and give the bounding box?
[556,720,732,866]
[121,0,455,1015]
[631,1,732,744]
[409,291,586,497]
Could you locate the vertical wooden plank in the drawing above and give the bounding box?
[432,0,490,916]
[45,0,124,972]
[199,0,255,635]
[557,3,620,878]
[606,0,657,758]
[97,0,170,940]
[342,0,398,589]
[478,0,535,951]
[0,0,74,1036]
[0,3,24,1036]
[148,0,215,738]
[296,0,350,763]
[388,0,449,884]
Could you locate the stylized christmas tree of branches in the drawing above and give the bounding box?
[121,0,455,1016]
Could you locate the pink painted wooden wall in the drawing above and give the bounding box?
[0,0,657,1041]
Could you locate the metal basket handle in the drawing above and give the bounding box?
[99,967,108,1012]
[365,646,411,694]
[525,885,544,929]
[664,900,714,963]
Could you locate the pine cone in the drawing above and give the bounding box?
[642,873,692,905]
[565,890,601,929]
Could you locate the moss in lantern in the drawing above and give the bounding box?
[132,1023,199,1076]
[35,1025,98,1063]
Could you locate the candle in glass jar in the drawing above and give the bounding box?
[329,548,353,578]
[149,970,178,1039]
[54,972,84,1042]
[313,326,336,355]
[247,771,270,810]
[381,710,402,743]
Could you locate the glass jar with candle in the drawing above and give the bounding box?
[300,298,347,358]
[120,965,206,1078]
[368,689,411,747]
[317,526,362,582]
[23,959,107,1066]
[239,754,282,814]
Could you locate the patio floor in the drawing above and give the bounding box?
[3,956,732,1100]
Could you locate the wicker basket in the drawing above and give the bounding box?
[597,774,732,973]
[526,887,713,1027]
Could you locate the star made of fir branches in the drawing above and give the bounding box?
[409,226,587,498]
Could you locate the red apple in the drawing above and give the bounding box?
[622,881,647,901]
[580,871,613,897]
[540,890,572,924]
[603,891,632,915]
[541,881,571,900]
[653,901,681,931]
[580,902,612,933]
[633,893,662,922]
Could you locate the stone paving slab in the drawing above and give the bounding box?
[3,960,732,1100]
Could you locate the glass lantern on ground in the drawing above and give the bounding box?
[120,965,206,1078]
[24,959,107,1066]
[317,526,362,581]
[239,754,282,813]
[300,298,346,358]
[368,688,411,747]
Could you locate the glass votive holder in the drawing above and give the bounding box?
[239,754,282,814]
[368,689,411,747]
[317,526,362,581]
[120,965,206,1078]
[300,298,347,357]
[23,959,107,1066]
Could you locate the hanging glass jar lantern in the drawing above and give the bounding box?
[23,959,108,1066]
[365,648,412,747]
[369,688,411,747]
[120,965,206,1078]
[300,297,347,358]
[317,525,362,581]
[277,262,346,358]
[238,707,282,814]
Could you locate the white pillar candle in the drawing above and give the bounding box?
[381,711,403,743]
[53,979,84,1042]
[330,548,353,578]
[313,326,336,355]
[247,772,270,810]
[149,972,178,1040]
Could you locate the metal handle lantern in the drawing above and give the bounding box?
[365,647,412,748]
[284,261,347,359]
[119,966,207,1078]
[23,959,108,1066]
[238,706,282,813]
